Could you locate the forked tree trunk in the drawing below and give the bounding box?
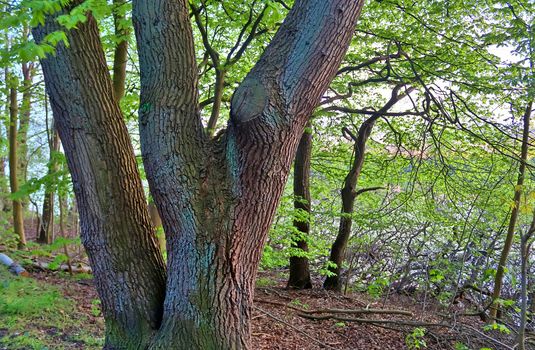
[489,102,532,320]
[8,85,26,248]
[35,0,364,348]
[37,128,60,244]
[324,86,408,290]
[287,125,313,289]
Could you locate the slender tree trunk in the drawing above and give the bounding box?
[324,86,408,290]
[8,85,26,249]
[18,61,33,189]
[287,124,313,289]
[36,0,364,348]
[206,70,226,136]
[489,102,532,320]
[37,128,60,244]
[112,0,129,102]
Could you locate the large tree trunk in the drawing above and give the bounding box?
[37,128,60,244]
[33,9,167,349]
[36,0,364,348]
[287,125,313,289]
[489,102,532,320]
[8,85,26,249]
[324,86,407,290]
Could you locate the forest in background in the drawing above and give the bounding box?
[0,0,534,349]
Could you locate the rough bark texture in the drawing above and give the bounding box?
[37,128,60,244]
[33,8,166,349]
[489,102,532,320]
[287,125,313,289]
[324,86,407,290]
[38,0,364,348]
[8,86,26,248]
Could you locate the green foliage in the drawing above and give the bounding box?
[483,323,511,335]
[0,268,103,350]
[405,327,427,349]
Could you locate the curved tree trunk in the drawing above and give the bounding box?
[36,0,364,348]
[34,8,167,348]
[324,86,408,291]
[287,125,313,289]
[489,102,532,321]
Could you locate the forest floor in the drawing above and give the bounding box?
[0,263,522,350]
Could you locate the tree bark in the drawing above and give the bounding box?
[112,0,128,102]
[324,86,408,291]
[8,85,26,249]
[489,102,532,320]
[37,128,60,244]
[37,0,364,348]
[287,124,313,289]
[33,7,166,349]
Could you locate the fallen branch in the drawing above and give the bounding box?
[253,306,338,350]
[254,298,412,317]
[31,261,92,274]
[0,253,29,276]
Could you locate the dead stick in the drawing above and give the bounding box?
[254,298,412,316]
[253,306,338,350]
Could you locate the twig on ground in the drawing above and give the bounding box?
[253,306,338,350]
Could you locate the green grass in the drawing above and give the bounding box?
[0,267,104,349]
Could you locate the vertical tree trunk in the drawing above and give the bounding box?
[18,60,33,188]
[490,102,532,320]
[112,0,129,102]
[324,86,407,290]
[287,124,313,289]
[37,128,60,244]
[8,85,26,249]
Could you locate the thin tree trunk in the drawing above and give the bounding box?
[490,102,532,320]
[37,128,60,244]
[58,191,73,275]
[8,85,26,249]
[0,64,10,213]
[112,0,128,102]
[206,69,226,136]
[324,86,408,290]
[287,124,313,289]
[18,60,33,188]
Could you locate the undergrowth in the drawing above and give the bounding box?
[0,267,103,349]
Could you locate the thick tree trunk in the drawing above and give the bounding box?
[287,125,313,289]
[37,0,364,348]
[8,86,26,249]
[33,8,166,349]
[324,86,408,290]
[37,129,60,244]
[489,102,532,320]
